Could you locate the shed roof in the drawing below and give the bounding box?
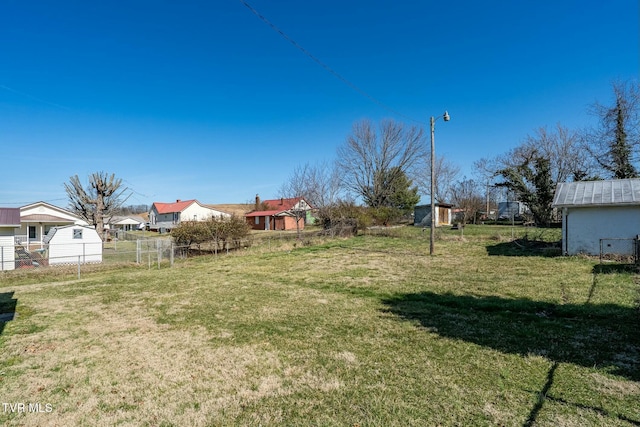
[261,197,312,210]
[552,178,640,208]
[0,208,21,227]
[245,210,282,217]
[43,225,98,244]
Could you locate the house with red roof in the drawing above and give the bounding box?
[245,195,313,231]
[148,199,230,232]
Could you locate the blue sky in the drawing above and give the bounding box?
[1,0,637,208]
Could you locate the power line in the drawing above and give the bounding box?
[0,197,69,207]
[238,0,426,125]
[0,85,71,111]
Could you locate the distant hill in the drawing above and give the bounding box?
[207,204,254,217]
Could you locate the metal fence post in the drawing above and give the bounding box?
[77,255,81,279]
[599,239,603,264]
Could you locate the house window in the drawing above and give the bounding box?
[73,229,83,239]
[193,214,197,221]
[28,226,36,239]
[255,217,259,225]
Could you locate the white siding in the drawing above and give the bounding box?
[563,206,640,255]
[21,203,88,225]
[182,204,229,221]
[0,231,15,271]
[48,226,103,265]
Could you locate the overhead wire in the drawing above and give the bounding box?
[237,0,426,125]
[0,85,71,111]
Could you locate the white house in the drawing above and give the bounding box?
[44,225,103,265]
[105,215,146,231]
[552,178,640,256]
[18,201,88,248]
[148,199,230,232]
[0,208,21,271]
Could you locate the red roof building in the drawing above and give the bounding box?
[149,199,230,231]
[245,195,313,231]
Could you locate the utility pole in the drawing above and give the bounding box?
[430,111,450,255]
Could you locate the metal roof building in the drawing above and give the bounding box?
[553,178,640,207]
[552,178,640,256]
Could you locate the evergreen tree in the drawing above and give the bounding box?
[497,154,554,226]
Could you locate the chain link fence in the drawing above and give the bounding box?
[1,238,187,276]
[0,230,327,275]
[599,237,640,264]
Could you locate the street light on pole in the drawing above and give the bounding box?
[430,110,450,255]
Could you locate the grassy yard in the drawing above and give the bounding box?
[0,225,638,426]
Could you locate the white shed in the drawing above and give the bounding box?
[552,178,640,256]
[44,225,103,265]
[0,208,21,271]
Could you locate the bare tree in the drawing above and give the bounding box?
[473,157,500,219]
[493,124,590,188]
[279,161,343,237]
[450,177,484,224]
[582,79,640,179]
[336,119,426,207]
[415,155,460,203]
[64,172,130,239]
[523,124,594,183]
[279,161,341,210]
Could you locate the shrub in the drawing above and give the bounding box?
[172,215,250,251]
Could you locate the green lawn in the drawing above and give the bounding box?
[0,225,638,426]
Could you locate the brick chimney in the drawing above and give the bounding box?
[280,197,284,205]
[255,194,260,210]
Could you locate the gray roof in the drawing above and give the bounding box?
[0,208,21,227]
[552,178,640,207]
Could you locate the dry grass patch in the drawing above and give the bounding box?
[1,283,345,426]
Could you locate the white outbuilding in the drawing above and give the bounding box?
[44,225,103,265]
[552,178,640,256]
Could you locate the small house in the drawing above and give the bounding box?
[246,196,313,231]
[552,178,640,256]
[44,225,103,265]
[18,201,88,249]
[414,203,453,227]
[148,199,230,232]
[105,215,146,231]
